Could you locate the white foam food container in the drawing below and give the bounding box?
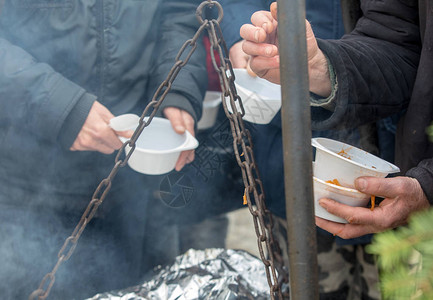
[197,91,222,130]
[225,68,281,124]
[109,114,198,175]
[313,176,371,223]
[312,137,400,189]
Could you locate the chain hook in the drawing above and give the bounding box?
[196,0,223,25]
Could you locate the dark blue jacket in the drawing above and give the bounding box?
[0,0,207,208]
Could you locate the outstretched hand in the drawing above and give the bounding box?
[71,101,133,154]
[315,176,430,239]
[239,8,280,84]
[240,2,332,97]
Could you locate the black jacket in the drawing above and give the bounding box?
[313,0,433,203]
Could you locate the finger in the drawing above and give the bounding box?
[249,55,280,74]
[240,24,268,43]
[186,150,195,163]
[250,10,275,31]
[315,217,346,236]
[70,138,116,154]
[315,217,375,239]
[355,176,401,198]
[164,107,185,134]
[270,2,277,21]
[115,130,134,139]
[246,58,257,77]
[318,198,378,225]
[181,110,195,136]
[175,111,195,171]
[175,149,194,171]
[242,40,279,57]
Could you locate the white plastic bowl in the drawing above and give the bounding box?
[197,91,222,130]
[312,137,400,189]
[225,68,281,124]
[109,114,198,175]
[313,176,370,223]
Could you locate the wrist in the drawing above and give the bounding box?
[308,51,332,97]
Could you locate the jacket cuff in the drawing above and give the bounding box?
[406,161,433,205]
[58,92,96,149]
[310,39,350,130]
[310,55,338,111]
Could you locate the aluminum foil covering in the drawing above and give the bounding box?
[88,248,271,299]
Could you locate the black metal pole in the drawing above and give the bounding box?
[276,0,319,299]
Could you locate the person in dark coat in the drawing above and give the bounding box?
[0,1,206,299]
[219,1,385,299]
[240,0,431,238]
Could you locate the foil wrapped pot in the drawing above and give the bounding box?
[88,248,271,299]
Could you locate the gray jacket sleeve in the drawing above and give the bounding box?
[150,0,208,123]
[0,38,96,149]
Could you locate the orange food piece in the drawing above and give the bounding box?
[270,2,277,20]
[337,148,352,160]
[370,195,375,211]
[325,179,341,186]
[243,192,247,205]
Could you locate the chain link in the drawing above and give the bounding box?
[202,1,288,298]
[29,1,288,299]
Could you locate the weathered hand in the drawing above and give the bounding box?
[70,101,133,154]
[240,9,280,83]
[163,107,195,171]
[315,176,430,239]
[240,2,331,96]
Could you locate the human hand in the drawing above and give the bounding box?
[240,2,332,97]
[315,176,430,239]
[239,8,279,84]
[70,101,133,154]
[229,40,256,77]
[163,107,195,171]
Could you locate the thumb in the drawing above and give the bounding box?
[116,130,134,139]
[270,2,277,21]
[355,176,398,198]
[164,107,186,134]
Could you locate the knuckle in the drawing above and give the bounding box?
[347,215,359,224]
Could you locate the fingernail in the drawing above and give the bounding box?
[356,178,367,191]
[262,22,268,31]
[175,125,185,133]
[254,30,259,42]
[318,199,328,209]
[265,47,272,55]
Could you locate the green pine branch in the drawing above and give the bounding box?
[367,209,433,299]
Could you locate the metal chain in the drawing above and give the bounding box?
[201,1,288,298]
[29,1,288,299]
[28,16,209,300]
